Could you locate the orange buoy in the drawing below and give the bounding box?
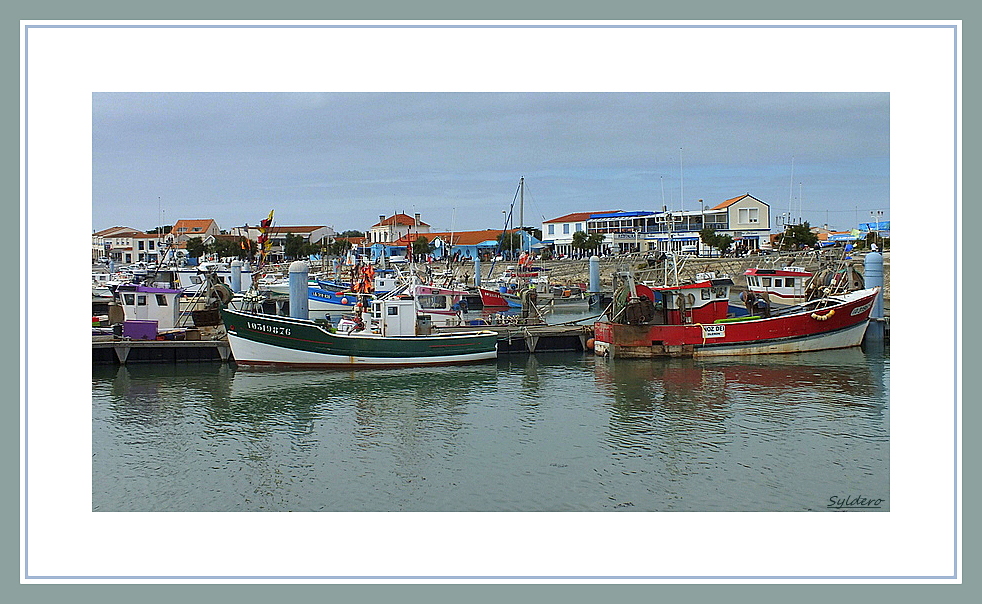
[586,338,595,350]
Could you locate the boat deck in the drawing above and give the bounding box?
[435,323,595,354]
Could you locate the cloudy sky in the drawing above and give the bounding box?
[92,91,889,235]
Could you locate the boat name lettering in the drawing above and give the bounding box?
[247,322,291,336]
[702,324,726,338]
[850,301,873,316]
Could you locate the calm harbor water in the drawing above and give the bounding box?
[92,343,889,512]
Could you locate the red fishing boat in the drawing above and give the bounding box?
[593,270,879,358]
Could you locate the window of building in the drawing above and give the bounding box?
[575,223,582,232]
[739,208,760,224]
[563,224,570,234]
[548,224,554,235]
[138,241,145,250]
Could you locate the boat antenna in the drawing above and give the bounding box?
[679,147,684,213]
[788,156,795,224]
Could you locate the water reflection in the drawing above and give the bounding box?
[92,346,888,511]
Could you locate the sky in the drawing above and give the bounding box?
[92,92,889,236]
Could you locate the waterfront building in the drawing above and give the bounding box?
[92,226,165,265]
[382,229,538,262]
[540,193,772,257]
[367,213,431,245]
[542,211,620,258]
[165,219,221,244]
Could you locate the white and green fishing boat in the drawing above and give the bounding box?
[221,297,498,368]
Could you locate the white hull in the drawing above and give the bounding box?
[691,320,870,357]
[227,332,497,366]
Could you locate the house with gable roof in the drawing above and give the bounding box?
[166,219,221,244]
[368,213,431,246]
[92,226,166,264]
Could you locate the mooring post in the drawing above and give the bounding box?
[289,261,309,320]
[863,251,885,344]
[230,260,243,293]
[589,255,600,294]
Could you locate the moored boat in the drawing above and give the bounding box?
[593,269,879,358]
[221,296,498,368]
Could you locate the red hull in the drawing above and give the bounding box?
[478,287,512,308]
[594,288,879,358]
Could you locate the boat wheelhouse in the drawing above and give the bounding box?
[744,266,811,305]
[593,269,879,358]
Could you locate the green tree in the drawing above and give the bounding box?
[497,231,523,255]
[284,233,314,259]
[571,230,604,256]
[521,226,542,242]
[327,238,353,257]
[338,230,364,238]
[411,236,434,257]
[780,222,819,250]
[699,227,734,256]
[207,238,239,259]
[185,236,206,259]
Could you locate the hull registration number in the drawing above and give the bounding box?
[702,324,726,338]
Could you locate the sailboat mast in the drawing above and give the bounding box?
[519,176,525,253]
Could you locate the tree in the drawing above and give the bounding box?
[185,236,206,259]
[147,225,171,235]
[699,227,734,256]
[571,230,604,256]
[337,230,364,238]
[497,231,523,256]
[779,222,819,250]
[284,233,314,259]
[207,238,239,259]
[521,226,542,242]
[327,238,353,257]
[411,235,433,258]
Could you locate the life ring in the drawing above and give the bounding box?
[811,309,835,321]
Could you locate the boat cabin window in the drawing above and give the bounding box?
[417,295,447,310]
[785,278,794,287]
[761,277,771,287]
[387,306,399,316]
[774,278,783,287]
[191,276,202,284]
[155,294,168,306]
[123,293,135,305]
[701,288,710,300]
[137,295,147,306]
